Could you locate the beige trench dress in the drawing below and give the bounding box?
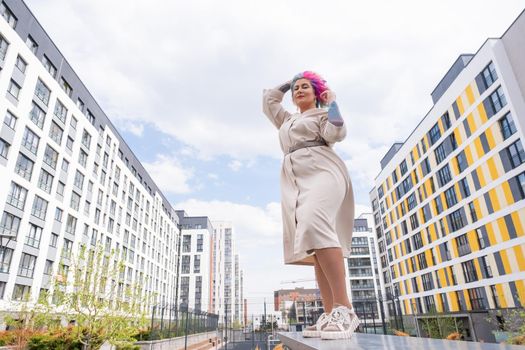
[262,87,355,265]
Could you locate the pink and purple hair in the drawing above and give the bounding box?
[291,71,329,107]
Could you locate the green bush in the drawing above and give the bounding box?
[113,341,140,350]
[27,330,82,350]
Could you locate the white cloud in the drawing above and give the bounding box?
[143,155,194,194]
[228,160,242,172]
[117,120,145,137]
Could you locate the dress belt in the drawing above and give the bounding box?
[287,140,327,154]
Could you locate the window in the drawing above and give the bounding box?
[449,209,465,232]
[60,77,72,97]
[12,284,31,301]
[410,213,419,230]
[87,110,95,125]
[517,172,525,199]
[462,260,478,283]
[43,145,59,169]
[31,195,48,220]
[7,79,20,99]
[422,273,433,291]
[13,55,29,76]
[418,253,427,269]
[0,2,17,28]
[456,152,468,173]
[61,239,73,259]
[0,138,9,159]
[18,253,36,278]
[4,110,17,130]
[29,102,46,129]
[456,233,471,256]
[489,86,507,115]
[429,123,441,145]
[61,159,69,172]
[26,35,38,54]
[475,228,486,249]
[54,99,68,123]
[65,215,77,235]
[181,255,190,274]
[78,150,88,167]
[480,255,492,278]
[35,79,51,106]
[0,247,13,273]
[444,187,457,208]
[182,235,191,252]
[81,129,91,148]
[499,113,517,140]
[0,34,7,61]
[45,122,61,146]
[76,98,84,112]
[7,182,27,210]
[434,143,447,164]
[437,165,452,186]
[49,233,58,247]
[66,136,74,150]
[54,208,63,222]
[482,62,498,88]
[22,127,39,155]
[507,140,525,169]
[44,260,53,275]
[56,181,65,196]
[0,211,20,237]
[441,112,451,130]
[460,178,471,197]
[25,224,42,248]
[38,169,53,193]
[413,232,423,250]
[74,170,84,190]
[70,192,81,211]
[400,160,407,176]
[15,153,34,180]
[42,55,57,78]
[490,285,500,308]
[193,255,201,273]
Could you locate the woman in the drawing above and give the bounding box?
[262,71,360,340]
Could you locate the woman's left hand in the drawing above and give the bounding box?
[320,90,336,104]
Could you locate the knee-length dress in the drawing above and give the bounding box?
[262,87,355,265]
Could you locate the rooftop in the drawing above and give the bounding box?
[278,332,525,350]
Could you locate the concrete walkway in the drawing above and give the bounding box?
[278,332,525,350]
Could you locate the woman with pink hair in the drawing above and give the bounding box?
[263,72,360,340]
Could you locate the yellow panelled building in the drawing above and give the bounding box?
[370,9,525,342]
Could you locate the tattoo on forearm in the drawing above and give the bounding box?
[328,101,344,126]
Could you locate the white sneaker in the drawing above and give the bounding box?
[320,306,360,340]
[301,312,330,338]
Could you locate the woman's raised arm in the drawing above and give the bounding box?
[262,82,292,129]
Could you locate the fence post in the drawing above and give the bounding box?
[184,306,190,350]
[150,305,156,340]
[379,297,387,335]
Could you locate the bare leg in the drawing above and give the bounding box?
[314,255,333,314]
[314,247,352,309]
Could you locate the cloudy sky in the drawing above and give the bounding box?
[26,0,524,314]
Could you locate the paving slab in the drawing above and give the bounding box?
[277,332,525,350]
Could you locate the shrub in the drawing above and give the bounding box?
[446,332,462,340]
[394,329,409,336]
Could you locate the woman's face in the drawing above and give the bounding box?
[293,78,317,112]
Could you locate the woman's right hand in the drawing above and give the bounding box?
[278,80,292,93]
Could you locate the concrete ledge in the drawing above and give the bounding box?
[277,332,525,350]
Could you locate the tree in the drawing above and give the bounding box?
[418,311,462,339]
[51,243,150,349]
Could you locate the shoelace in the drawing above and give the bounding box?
[327,307,351,327]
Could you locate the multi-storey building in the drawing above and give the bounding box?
[0,0,180,315]
[370,9,525,342]
[345,214,386,333]
[211,221,244,326]
[274,287,323,326]
[175,211,213,312]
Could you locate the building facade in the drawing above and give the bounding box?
[0,0,180,315]
[211,221,244,326]
[345,214,386,333]
[370,10,525,342]
[176,211,213,313]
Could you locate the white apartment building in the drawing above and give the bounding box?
[212,221,244,326]
[369,10,525,342]
[345,214,387,333]
[176,211,213,313]
[0,0,180,314]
